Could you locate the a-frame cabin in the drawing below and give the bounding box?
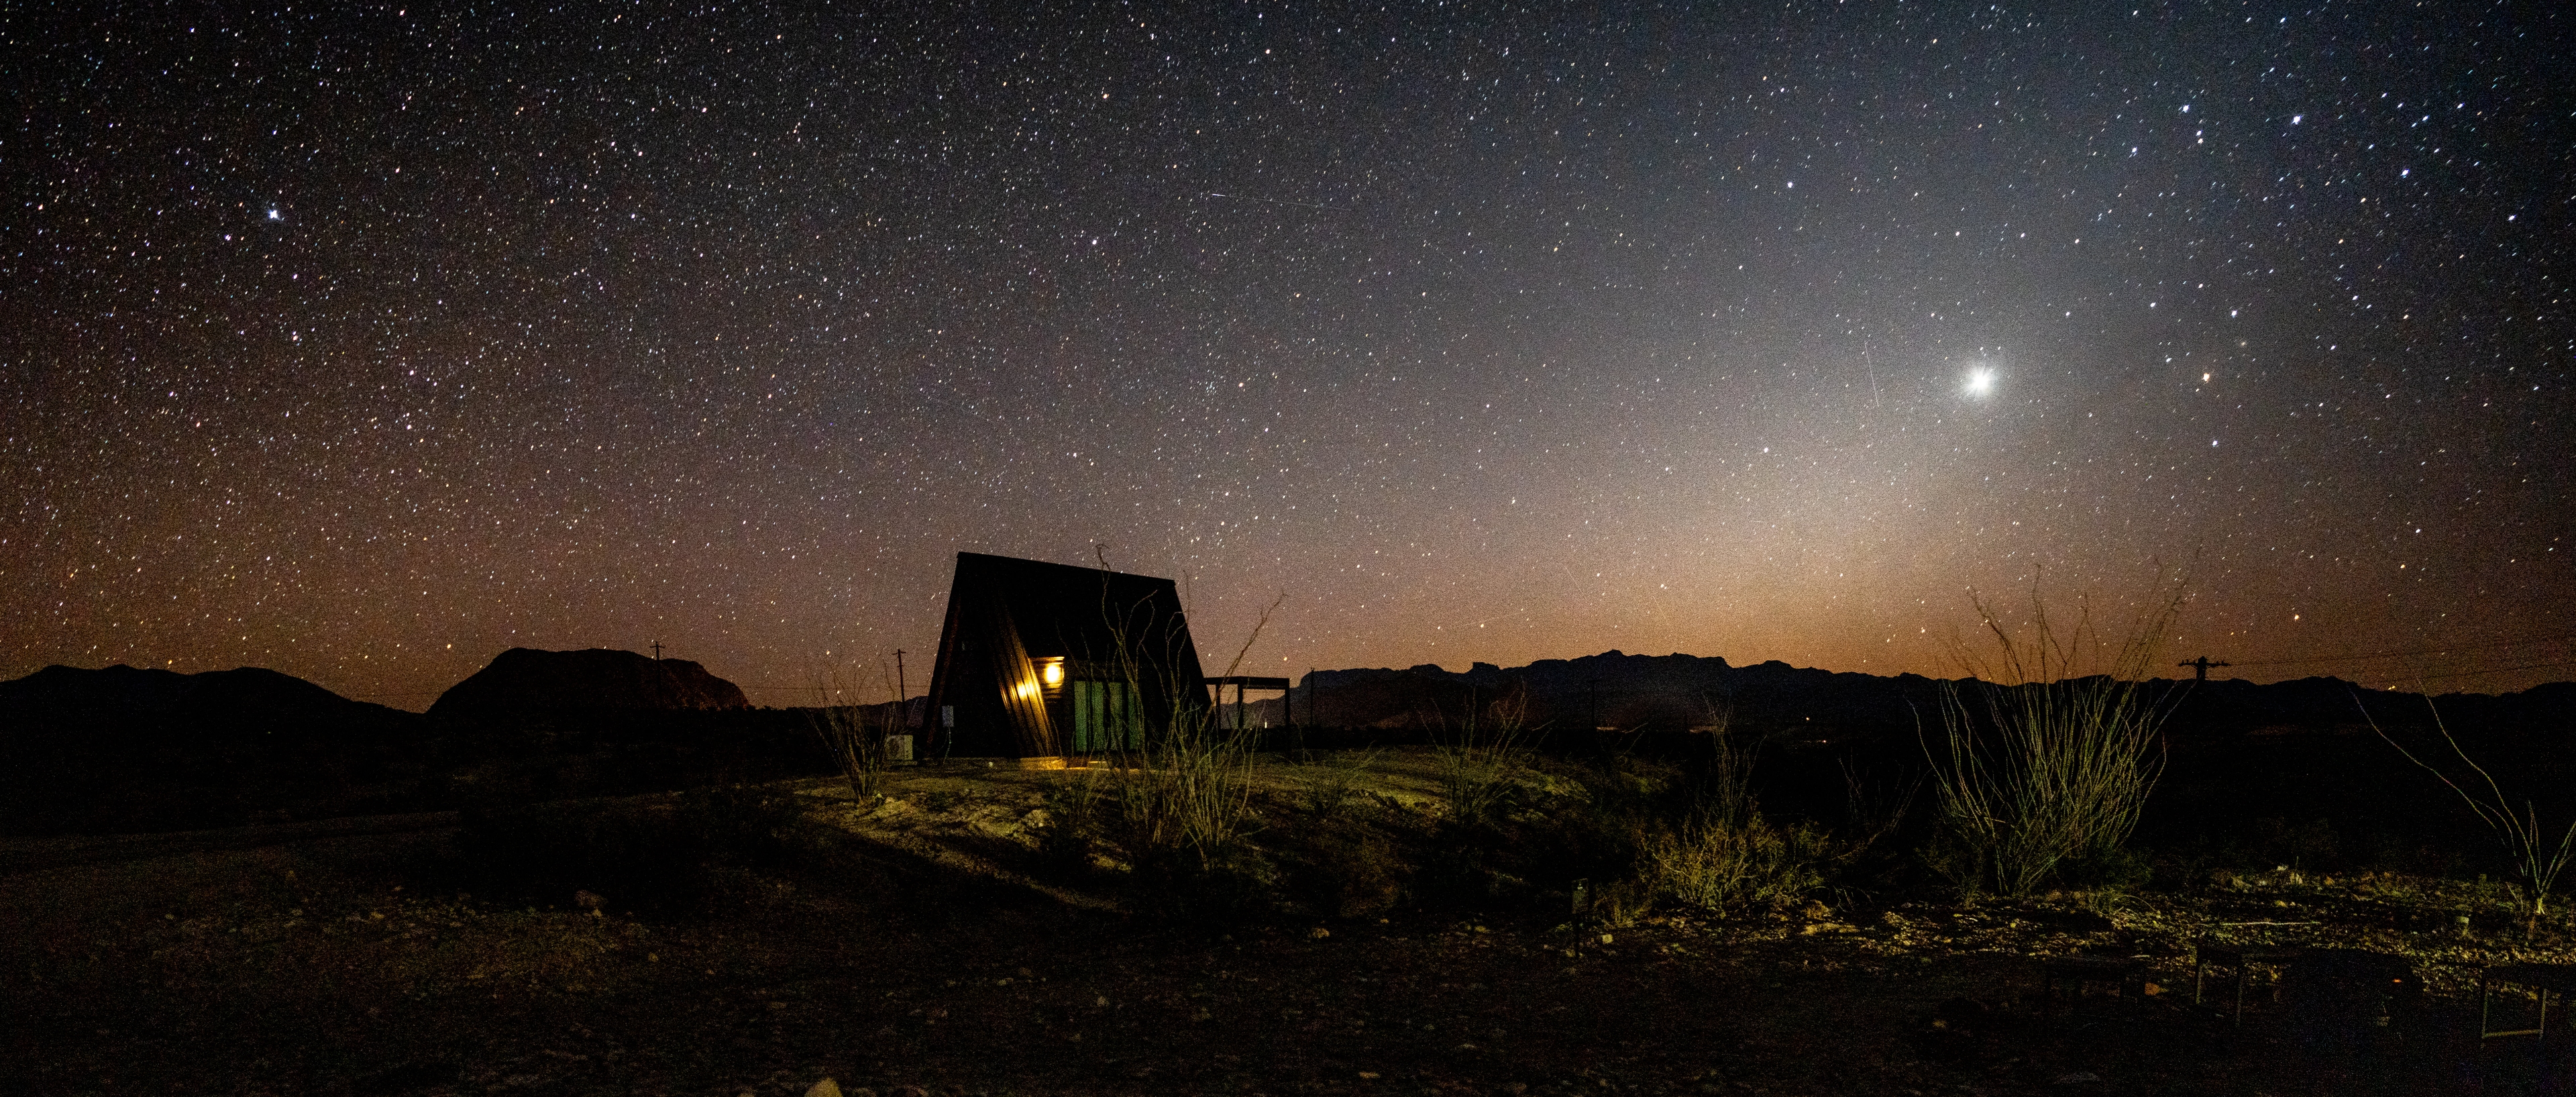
[921,552,1209,766]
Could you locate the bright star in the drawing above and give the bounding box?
[266,209,282,220]
[1965,368,1995,396]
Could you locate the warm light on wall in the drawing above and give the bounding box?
[1040,660,1065,687]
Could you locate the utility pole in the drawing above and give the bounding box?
[2178,656,2231,682]
[650,640,665,661]
[894,649,908,702]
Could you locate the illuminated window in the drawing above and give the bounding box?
[1072,680,1143,752]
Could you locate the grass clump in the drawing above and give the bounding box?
[1053,723,1271,917]
[1432,684,1536,827]
[1293,747,1384,816]
[1109,719,1264,876]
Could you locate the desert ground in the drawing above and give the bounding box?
[8,749,2576,1096]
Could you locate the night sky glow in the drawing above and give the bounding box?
[7,3,2573,709]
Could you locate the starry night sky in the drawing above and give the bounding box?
[7,2,2572,709]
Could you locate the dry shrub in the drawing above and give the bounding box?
[1639,726,1835,916]
[1643,814,1835,917]
[1061,593,1278,904]
[807,662,898,800]
[1648,726,1834,911]
[1108,719,1263,875]
[1297,747,1383,816]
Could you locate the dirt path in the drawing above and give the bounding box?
[0,810,464,874]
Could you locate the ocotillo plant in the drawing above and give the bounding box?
[1922,584,2185,898]
[2367,696,2576,936]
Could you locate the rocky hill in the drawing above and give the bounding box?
[427,647,749,723]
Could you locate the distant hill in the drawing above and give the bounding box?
[427,647,749,723]
[1289,650,2576,741]
[1299,651,1935,741]
[0,664,433,835]
[0,651,821,836]
[424,648,816,808]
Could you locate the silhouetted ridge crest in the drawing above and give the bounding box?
[427,647,749,723]
[0,664,428,835]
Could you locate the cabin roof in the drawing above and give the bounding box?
[946,552,1194,660]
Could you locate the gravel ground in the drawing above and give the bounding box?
[9,760,2576,1096]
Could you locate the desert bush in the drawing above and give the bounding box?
[808,704,890,800]
[1839,755,1923,850]
[1034,772,1112,877]
[1697,718,1758,827]
[1923,587,2182,898]
[1637,725,1836,916]
[1643,813,1835,917]
[1036,731,1270,909]
[1410,689,1572,905]
[1103,680,1266,876]
[1067,594,1277,905]
[807,661,900,800]
[1590,878,1656,929]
